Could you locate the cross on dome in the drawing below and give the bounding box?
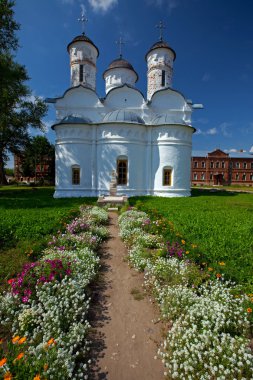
[78,10,88,35]
[115,36,125,58]
[156,20,166,41]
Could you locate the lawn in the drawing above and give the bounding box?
[129,189,253,291]
[0,186,96,285]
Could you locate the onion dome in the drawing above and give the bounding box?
[145,39,176,61]
[67,34,99,57]
[103,57,138,80]
[102,110,145,125]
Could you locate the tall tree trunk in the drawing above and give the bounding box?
[0,150,8,185]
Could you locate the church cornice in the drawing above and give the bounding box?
[148,86,190,105]
[45,84,101,104]
[103,83,145,101]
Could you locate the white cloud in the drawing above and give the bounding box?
[202,72,211,82]
[250,146,253,153]
[80,3,86,14]
[220,122,232,137]
[146,0,182,12]
[206,127,218,135]
[195,127,217,136]
[88,0,118,13]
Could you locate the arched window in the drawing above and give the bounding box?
[72,165,80,185]
[117,157,128,185]
[163,167,172,186]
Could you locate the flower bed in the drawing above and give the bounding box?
[119,209,253,380]
[0,206,108,380]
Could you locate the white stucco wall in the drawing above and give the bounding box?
[104,68,137,94]
[69,41,98,89]
[147,47,175,100]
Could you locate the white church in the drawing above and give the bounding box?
[47,22,201,198]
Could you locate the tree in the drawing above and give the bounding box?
[20,136,55,183]
[0,0,48,185]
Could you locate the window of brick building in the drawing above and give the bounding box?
[163,168,172,186]
[251,163,253,169]
[236,173,239,180]
[216,162,219,168]
[72,166,80,185]
[194,173,197,180]
[242,173,246,181]
[201,161,205,168]
[117,159,128,185]
[236,162,240,169]
[210,173,213,180]
[201,173,205,180]
[243,162,247,169]
[250,173,253,181]
[222,161,225,168]
[194,161,198,168]
[210,161,214,168]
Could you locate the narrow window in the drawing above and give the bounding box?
[161,70,165,87]
[251,162,253,169]
[194,173,198,180]
[216,161,219,168]
[250,173,253,181]
[79,64,83,82]
[201,173,205,180]
[163,168,172,186]
[201,161,205,168]
[72,167,80,185]
[243,162,247,169]
[236,173,239,181]
[242,173,246,181]
[194,161,198,168]
[117,159,127,185]
[210,161,214,168]
[210,173,213,180]
[222,161,225,168]
[236,162,240,169]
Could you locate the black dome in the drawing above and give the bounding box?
[145,40,176,61]
[103,57,138,81]
[67,34,99,57]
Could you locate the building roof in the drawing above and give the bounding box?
[103,57,138,81]
[67,34,99,57]
[145,39,176,61]
[51,114,92,129]
[102,110,145,124]
[192,150,253,158]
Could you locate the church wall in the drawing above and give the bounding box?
[54,125,94,197]
[151,125,193,197]
[96,124,147,195]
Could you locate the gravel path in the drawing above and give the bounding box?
[88,212,164,380]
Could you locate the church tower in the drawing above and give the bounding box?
[146,22,176,100]
[103,37,138,94]
[67,33,99,90]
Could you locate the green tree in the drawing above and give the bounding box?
[0,0,48,185]
[20,136,55,183]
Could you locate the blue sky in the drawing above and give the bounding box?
[8,0,253,165]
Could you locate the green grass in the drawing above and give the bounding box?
[0,186,96,285]
[129,189,253,292]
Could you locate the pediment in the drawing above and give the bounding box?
[208,149,228,157]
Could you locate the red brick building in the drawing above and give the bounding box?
[191,149,253,186]
[14,154,54,184]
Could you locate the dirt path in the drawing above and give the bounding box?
[88,212,164,380]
